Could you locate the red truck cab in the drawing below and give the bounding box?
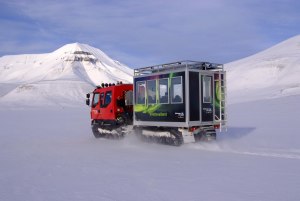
[88,83,133,123]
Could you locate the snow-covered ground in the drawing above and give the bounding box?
[0,95,299,201]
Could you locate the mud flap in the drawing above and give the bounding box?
[179,129,195,143]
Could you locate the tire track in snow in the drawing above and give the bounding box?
[187,143,300,160]
[228,150,300,160]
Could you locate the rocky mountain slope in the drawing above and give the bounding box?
[0,43,133,107]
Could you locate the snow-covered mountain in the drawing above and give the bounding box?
[0,43,133,107]
[1,35,300,107]
[226,35,300,103]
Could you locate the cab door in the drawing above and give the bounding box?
[100,90,114,120]
[91,93,100,120]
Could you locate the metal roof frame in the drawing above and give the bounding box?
[134,60,223,76]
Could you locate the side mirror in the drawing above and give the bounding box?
[86,99,90,106]
[86,93,90,99]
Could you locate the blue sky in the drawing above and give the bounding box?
[0,0,300,68]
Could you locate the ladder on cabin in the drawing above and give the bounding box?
[215,71,227,131]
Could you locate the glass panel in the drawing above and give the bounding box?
[147,80,156,104]
[159,78,169,104]
[171,77,183,103]
[136,81,146,104]
[203,76,212,103]
[92,93,99,108]
[103,91,112,107]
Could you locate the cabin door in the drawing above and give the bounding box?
[201,75,214,122]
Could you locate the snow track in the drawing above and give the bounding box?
[189,143,300,160]
[233,148,300,160]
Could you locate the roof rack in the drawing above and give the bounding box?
[134,60,223,76]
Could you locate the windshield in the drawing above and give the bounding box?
[92,93,100,108]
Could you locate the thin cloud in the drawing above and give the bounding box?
[1,0,300,67]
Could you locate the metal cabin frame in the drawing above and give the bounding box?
[133,60,227,130]
[134,60,223,76]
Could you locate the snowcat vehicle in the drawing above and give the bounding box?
[86,61,227,146]
[86,82,133,138]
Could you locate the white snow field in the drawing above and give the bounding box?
[1,37,300,201]
[0,97,300,201]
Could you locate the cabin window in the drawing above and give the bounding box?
[100,91,112,108]
[159,78,169,104]
[104,91,112,106]
[147,80,156,104]
[136,81,146,104]
[171,76,183,103]
[203,76,212,103]
[92,93,99,108]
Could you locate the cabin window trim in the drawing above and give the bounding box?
[171,76,183,104]
[159,78,169,104]
[99,92,104,107]
[203,75,212,103]
[101,91,112,108]
[136,81,146,105]
[92,93,100,108]
[147,79,157,105]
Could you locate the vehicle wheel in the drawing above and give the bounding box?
[91,124,103,138]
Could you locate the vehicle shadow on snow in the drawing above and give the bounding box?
[218,126,256,141]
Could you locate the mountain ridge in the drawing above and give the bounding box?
[1,35,300,107]
[0,43,133,107]
[226,35,300,103]
[0,42,133,85]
